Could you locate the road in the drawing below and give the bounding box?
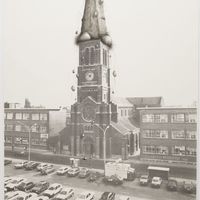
[5,159,196,200]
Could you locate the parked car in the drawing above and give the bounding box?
[4,177,17,187]
[25,161,40,170]
[117,195,131,200]
[5,178,27,191]
[87,172,101,182]
[37,163,49,171]
[151,177,162,188]
[166,179,178,191]
[76,191,95,200]
[41,166,55,175]
[42,183,63,198]
[79,168,90,178]
[14,161,29,169]
[67,168,80,177]
[30,181,50,194]
[52,187,74,200]
[99,192,115,200]
[4,191,19,200]
[14,150,27,157]
[57,166,71,175]
[103,175,123,186]
[182,181,196,194]
[10,192,37,200]
[16,180,35,192]
[4,159,12,165]
[29,196,50,200]
[139,175,150,186]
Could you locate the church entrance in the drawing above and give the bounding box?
[82,136,94,157]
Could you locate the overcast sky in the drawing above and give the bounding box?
[3,0,198,108]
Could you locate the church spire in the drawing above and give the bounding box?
[77,0,112,47]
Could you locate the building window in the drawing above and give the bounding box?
[84,48,89,65]
[40,126,47,133]
[32,114,39,120]
[185,114,196,123]
[186,147,196,156]
[6,113,13,119]
[154,114,168,123]
[31,124,38,132]
[171,114,184,123]
[40,139,47,146]
[6,124,13,131]
[31,139,40,145]
[22,113,30,120]
[142,114,154,123]
[172,130,185,139]
[5,136,12,143]
[155,146,168,155]
[90,47,95,65]
[14,137,22,144]
[143,145,168,155]
[121,110,123,117]
[15,113,22,120]
[40,113,47,121]
[143,130,168,139]
[172,146,185,156]
[186,131,196,140]
[15,125,21,132]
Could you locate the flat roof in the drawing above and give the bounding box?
[148,166,170,171]
[137,107,196,110]
[4,108,61,111]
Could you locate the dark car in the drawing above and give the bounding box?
[182,181,196,194]
[167,179,178,191]
[87,172,101,182]
[78,168,90,178]
[17,181,35,192]
[25,161,40,170]
[99,192,115,200]
[41,166,55,175]
[30,181,50,194]
[103,175,123,186]
[4,159,12,165]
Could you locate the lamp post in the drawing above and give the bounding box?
[16,121,37,161]
[92,122,110,172]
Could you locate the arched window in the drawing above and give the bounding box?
[90,47,95,65]
[84,48,89,65]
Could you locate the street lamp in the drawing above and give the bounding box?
[16,121,37,161]
[91,122,110,172]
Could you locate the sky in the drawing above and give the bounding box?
[3,0,198,108]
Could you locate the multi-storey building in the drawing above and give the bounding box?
[4,106,67,150]
[138,107,197,162]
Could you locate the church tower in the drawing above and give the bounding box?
[70,0,117,158]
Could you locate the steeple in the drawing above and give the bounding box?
[77,0,112,47]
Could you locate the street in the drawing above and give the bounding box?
[5,159,196,200]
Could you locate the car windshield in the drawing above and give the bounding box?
[102,193,109,199]
[60,191,67,195]
[49,187,54,190]
[11,180,19,184]
[78,194,86,199]
[141,176,148,179]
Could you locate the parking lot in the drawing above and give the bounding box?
[5,159,196,200]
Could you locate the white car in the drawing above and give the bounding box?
[117,195,131,200]
[37,163,49,171]
[53,187,74,200]
[29,195,50,200]
[10,192,37,200]
[4,177,17,186]
[5,191,19,200]
[56,166,71,175]
[151,177,162,188]
[6,178,27,191]
[76,191,95,200]
[14,161,28,169]
[42,183,63,198]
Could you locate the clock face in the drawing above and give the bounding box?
[85,71,94,81]
[82,106,96,122]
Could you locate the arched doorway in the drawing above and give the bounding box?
[82,136,95,157]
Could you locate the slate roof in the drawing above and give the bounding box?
[127,97,163,107]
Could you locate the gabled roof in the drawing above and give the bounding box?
[127,97,163,107]
[111,97,133,108]
[111,118,139,135]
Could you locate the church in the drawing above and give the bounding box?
[63,0,162,160]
